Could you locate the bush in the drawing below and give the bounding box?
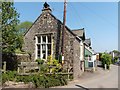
[114,56,118,63]
[2,71,67,88]
[2,56,68,88]
[36,56,62,74]
[2,71,17,84]
[31,74,67,88]
[101,53,112,70]
[47,56,62,73]
[36,59,44,65]
[16,75,33,84]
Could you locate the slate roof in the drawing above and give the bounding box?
[72,29,84,37]
[72,29,85,40]
[84,38,91,46]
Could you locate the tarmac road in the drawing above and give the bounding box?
[54,65,118,88]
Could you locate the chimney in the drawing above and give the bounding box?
[42,2,52,13]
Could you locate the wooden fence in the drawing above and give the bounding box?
[1,61,6,73]
[17,61,73,80]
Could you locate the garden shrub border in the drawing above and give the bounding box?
[2,71,68,88]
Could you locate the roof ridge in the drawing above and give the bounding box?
[72,28,84,31]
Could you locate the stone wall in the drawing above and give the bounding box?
[23,11,59,61]
[73,39,83,79]
[23,8,84,79]
[15,54,31,62]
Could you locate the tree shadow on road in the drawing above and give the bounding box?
[75,84,89,90]
[75,84,118,90]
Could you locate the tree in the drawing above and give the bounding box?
[113,50,120,54]
[101,53,112,70]
[15,21,32,51]
[2,2,20,53]
[16,21,32,35]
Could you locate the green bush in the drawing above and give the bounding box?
[2,71,17,84]
[114,56,118,63]
[2,71,67,88]
[47,56,62,73]
[16,75,33,84]
[101,53,112,70]
[2,56,68,88]
[31,74,67,88]
[36,59,44,65]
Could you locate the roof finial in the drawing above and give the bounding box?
[44,2,50,9]
[42,2,52,13]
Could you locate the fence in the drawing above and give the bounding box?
[1,61,6,73]
[17,61,73,80]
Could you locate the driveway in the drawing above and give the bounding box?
[54,65,118,88]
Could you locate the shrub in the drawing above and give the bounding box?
[114,56,118,63]
[2,71,67,88]
[47,56,62,73]
[36,59,44,65]
[16,75,33,84]
[2,71,17,84]
[31,74,67,88]
[101,53,112,69]
[2,56,67,88]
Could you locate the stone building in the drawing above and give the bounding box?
[23,2,86,79]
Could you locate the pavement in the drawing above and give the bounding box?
[54,65,118,88]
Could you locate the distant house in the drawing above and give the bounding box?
[110,50,120,62]
[23,2,93,79]
[84,38,97,70]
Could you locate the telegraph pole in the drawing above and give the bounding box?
[61,0,67,62]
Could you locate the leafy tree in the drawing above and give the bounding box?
[16,21,32,35]
[112,56,118,64]
[113,50,120,54]
[2,2,20,53]
[101,53,112,69]
[15,21,33,51]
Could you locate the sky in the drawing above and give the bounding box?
[14,2,118,53]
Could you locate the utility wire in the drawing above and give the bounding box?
[67,3,87,29]
[68,3,85,27]
[80,3,117,28]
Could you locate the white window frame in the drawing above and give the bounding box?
[35,35,52,60]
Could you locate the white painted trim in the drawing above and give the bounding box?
[80,41,84,61]
[85,45,94,54]
[40,36,42,59]
[46,36,48,60]
[35,36,38,60]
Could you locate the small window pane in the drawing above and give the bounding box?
[48,44,51,50]
[38,37,41,43]
[48,44,51,56]
[42,44,46,51]
[48,35,51,43]
[37,45,40,49]
[38,50,40,54]
[37,45,41,58]
[42,36,46,43]
[42,44,46,59]
[43,53,46,59]
[38,55,40,58]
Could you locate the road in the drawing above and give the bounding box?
[54,65,118,88]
